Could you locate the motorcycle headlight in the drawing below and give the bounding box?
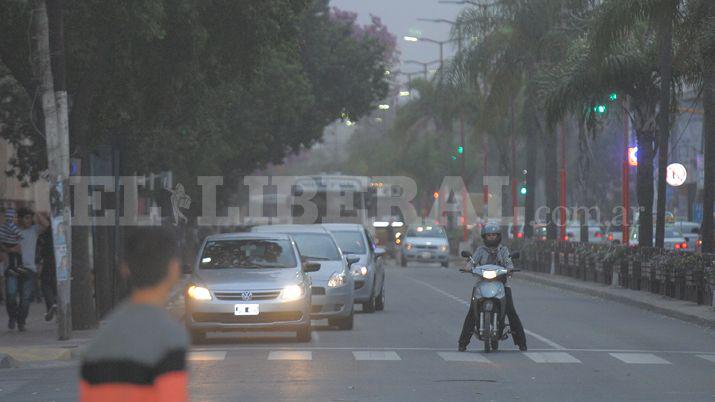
[328,272,348,288]
[187,285,212,301]
[439,245,448,252]
[482,270,497,280]
[351,265,369,277]
[280,284,304,302]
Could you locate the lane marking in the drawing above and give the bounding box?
[406,276,566,350]
[438,352,492,363]
[188,351,227,361]
[352,351,401,361]
[524,352,581,363]
[609,353,672,365]
[697,354,715,363]
[191,346,715,355]
[268,351,312,361]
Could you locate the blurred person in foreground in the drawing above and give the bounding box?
[80,227,188,402]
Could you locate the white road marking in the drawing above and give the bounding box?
[609,353,672,364]
[407,277,566,350]
[697,354,715,363]
[438,352,492,363]
[188,351,227,361]
[268,351,312,361]
[524,352,581,363]
[352,351,401,361]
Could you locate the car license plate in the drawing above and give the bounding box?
[421,252,431,259]
[234,304,259,316]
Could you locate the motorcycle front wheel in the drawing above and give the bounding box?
[483,312,492,353]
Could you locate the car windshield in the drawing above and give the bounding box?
[405,226,446,238]
[664,228,683,238]
[200,239,296,269]
[331,230,367,254]
[287,233,342,261]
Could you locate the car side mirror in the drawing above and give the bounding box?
[374,247,386,257]
[303,262,321,273]
[346,255,360,266]
[509,252,520,260]
[461,251,472,258]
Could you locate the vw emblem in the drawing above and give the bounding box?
[241,291,252,301]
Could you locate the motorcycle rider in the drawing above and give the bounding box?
[458,222,527,351]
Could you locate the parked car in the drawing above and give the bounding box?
[323,223,386,313]
[670,221,701,250]
[628,225,690,251]
[185,233,319,343]
[252,224,356,329]
[399,225,450,267]
[565,222,605,243]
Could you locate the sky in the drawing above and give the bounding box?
[330,0,464,83]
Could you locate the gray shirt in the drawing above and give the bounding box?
[18,224,40,271]
[471,245,513,269]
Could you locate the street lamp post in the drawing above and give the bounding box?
[403,36,451,71]
[404,59,440,80]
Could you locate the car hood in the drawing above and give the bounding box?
[307,260,346,284]
[404,237,448,246]
[193,268,302,291]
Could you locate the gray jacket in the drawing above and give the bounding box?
[471,245,513,270]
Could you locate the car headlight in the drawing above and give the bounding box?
[439,245,448,252]
[351,265,369,277]
[405,243,413,250]
[187,285,212,301]
[280,284,304,302]
[328,272,348,288]
[482,270,497,280]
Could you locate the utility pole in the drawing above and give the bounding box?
[559,122,567,242]
[622,98,630,246]
[34,0,72,339]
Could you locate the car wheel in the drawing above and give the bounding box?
[375,287,385,311]
[296,324,312,342]
[441,261,449,268]
[362,294,376,313]
[190,330,206,344]
[330,311,354,330]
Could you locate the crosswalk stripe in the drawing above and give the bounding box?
[188,351,227,361]
[352,351,401,361]
[696,355,715,363]
[524,352,581,363]
[438,352,492,363]
[609,353,671,364]
[268,351,312,361]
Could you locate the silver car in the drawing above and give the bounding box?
[399,225,450,267]
[252,225,356,329]
[185,233,319,343]
[323,223,387,313]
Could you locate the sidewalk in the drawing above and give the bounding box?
[0,277,188,367]
[518,270,715,329]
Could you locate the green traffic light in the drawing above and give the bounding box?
[593,104,607,114]
[520,186,527,195]
[457,146,464,154]
[451,155,458,161]
[609,92,618,102]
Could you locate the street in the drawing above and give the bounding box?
[3,260,714,402]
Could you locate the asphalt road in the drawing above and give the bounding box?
[3,260,715,401]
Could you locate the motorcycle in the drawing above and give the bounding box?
[460,250,520,353]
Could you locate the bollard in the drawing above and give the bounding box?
[550,251,556,275]
[611,269,620,287]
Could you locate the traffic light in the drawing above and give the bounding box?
[451,155,458,161]
[433,191,439,199]
[609,92,618,102]
[520,184,527,195]
[457,146,464,154]
[593,104,607,114]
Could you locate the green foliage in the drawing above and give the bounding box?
[0,0,394,189]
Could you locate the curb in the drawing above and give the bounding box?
[519,271,715,329]
[0,346,75,364]
[0,353,19,368]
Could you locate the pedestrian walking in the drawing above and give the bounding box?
[80,227,188,402]
[37,230,57,321]
[3,208,49,331]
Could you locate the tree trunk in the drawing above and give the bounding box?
[523,96,538,238]
[654,12,674,249]
[636,131,655,248]
[701,54,714,253]
[543,126,559,240]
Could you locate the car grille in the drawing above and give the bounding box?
[311,287,326,295]
[214,290,281,301]
[414,244,438,250]
[192,312,303,324]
